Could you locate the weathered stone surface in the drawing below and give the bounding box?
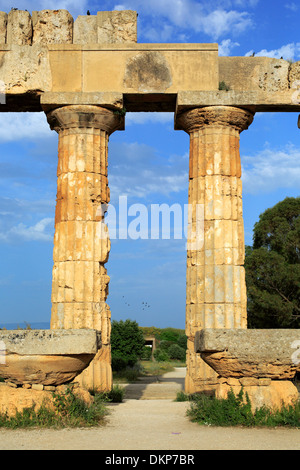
[0,44,51,95]
[219,57,290,93]
[176,107,253,394]
[73,15,97,44]
[6,10,32,45]
[47,105,123,392]
[0,328,101,355]
[97,10,137,44]
[216,378,299,411]
[32,10,73,44]
[0,12,7,44]
[0,352,95,385]
[0,382,93,417]
[196,328,300,379]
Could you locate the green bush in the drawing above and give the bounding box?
[168,344,186,361]
[153,349,169,362]
[111,319,145,370]
[187,388,300,427]
[140,346,152,360]
[0,387,108,428]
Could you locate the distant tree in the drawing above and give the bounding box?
[245,197,300,328]
[111,319,145,370]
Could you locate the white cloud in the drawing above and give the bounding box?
[245,43,300,61]
[0,217,54,243]
[218,38,240,56]
[242,144,300,194]
[113,0,253,40]
[109,141,188,201]
[0,113,52,142]
[285,2,298,12]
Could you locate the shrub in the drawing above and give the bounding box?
[153,349,170,362]
[187,388,300,427]
[168,344,186,361]
[111,319,145,370]
[0,387,108,428]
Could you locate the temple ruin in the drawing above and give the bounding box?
[0,9,299,413]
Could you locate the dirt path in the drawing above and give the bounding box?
[0,368,299,450]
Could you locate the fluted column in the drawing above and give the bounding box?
[46,105,123,392]
[176,106,254,394]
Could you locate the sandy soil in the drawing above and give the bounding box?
[0,368,299,451]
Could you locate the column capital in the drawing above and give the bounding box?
[176,106,254,134]
[46,105,124,135]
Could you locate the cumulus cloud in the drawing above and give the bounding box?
[245,42,300,61]
[113,0,253,41]
[0,113,52,142]
[242,144,300,194]
[0,217,54,243]
[218,38,240,56]
[108,141,188,201]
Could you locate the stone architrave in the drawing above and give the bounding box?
[46,105,123,392]
[176,106,254,394]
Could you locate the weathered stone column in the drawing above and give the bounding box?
[46,105,123,392]
[176,106,254,394]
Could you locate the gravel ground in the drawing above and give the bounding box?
[0,368,299,451]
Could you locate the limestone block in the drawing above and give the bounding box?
[53,221,110,262]
[6,10,32,45]
[219,57,290,93]
[215,379,299,412]
[97,10,137,44]
[0,12,7,44]
[0,328,101,355]
[0,352,95,386]
[73,15,97,44]
[32,9,73,44]
[196,328,300,379]
[0,383,93,417]
[0,44,51,94]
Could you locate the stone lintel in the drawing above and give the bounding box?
[195,328,300,362]
[0,329,101,355]
[175,90,300,122]
[41,91,124,113]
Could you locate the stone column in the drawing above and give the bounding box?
[176,106,254,394]
[46,105,123,392]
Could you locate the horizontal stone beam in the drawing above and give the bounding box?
[40,91,124,113]
[0,328,101,355]
[176,90,300,116]
[195,328,300,360]
[195,328,300,379]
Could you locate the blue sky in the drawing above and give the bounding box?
[0,0,299,329]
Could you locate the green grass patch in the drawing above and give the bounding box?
[0,387,108,429]
[185,388,300,428]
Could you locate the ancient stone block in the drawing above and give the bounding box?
[0,12,7,43]
[73,15,97,44]
[0,328,101,355]
[6,9,32,45]
[0,383,93,417]
[216,379,298,412]
[32,9,73,44]
[97,10,137,44]
[196,328,300,379]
